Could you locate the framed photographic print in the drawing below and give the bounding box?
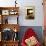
[26,6,35,19]
[2,10,9,15]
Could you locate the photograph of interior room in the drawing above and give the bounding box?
[0,0,45,46]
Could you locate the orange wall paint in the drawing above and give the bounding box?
[44,16,46,26]
[44,1,46,26]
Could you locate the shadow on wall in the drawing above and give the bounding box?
[18,26,43,44]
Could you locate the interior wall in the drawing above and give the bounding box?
[0,0,44,45]
[43,0,46,26]
[18,26,43,44]
[0,0,44,26]
[43,0,46,45]
[18,0,43,26]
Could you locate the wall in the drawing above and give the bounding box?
[0,0,44,26]
[43,0,46,45]
[18,26,43,44]
[44,0,46,26]
[0,0,44,44]
[18,0,43,26]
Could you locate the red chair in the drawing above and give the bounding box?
[21,28,41,46]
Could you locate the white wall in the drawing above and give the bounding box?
[0,0,43,26]
[18,0,44,26]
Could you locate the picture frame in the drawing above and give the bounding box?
[26,6,35,19]
[2,10,9,15]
